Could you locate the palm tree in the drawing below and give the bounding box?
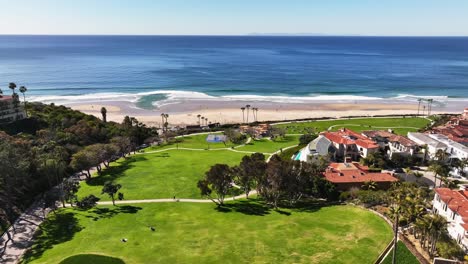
[197,114,201,126]
[240,107,245,123]
[255,107,259,122]
[413,171,423,184]
[0,88,3,98]
[428,162,449,188]
[100,107,107,122]
[8,82,16,93]
[435,149,448,163]
[422,105,426,116]
[246,104,251,123]
[201,117,205,126]
[18,86,28,117]
[417,98,422,116]
[205,118,208,126]
[389,205,401,264]
[160,113,166,132]
[427,99,433,116]
[362,180,377,191]
[164,114,169,131]
[403,167,413,182]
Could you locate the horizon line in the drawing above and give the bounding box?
[0,33,467,37]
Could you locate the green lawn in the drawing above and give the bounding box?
[78,150,248,200]
[382,241,419,264]
[23,202,393,264]
[236,135,300,154]
[274,117,430,135]
[144,133,239,152]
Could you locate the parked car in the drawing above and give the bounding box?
[393,168,404,173]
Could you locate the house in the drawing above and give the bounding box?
[323,162,398,191]
[433,187,468,251]
[431,108,468,146]
[362,130,419,158]
[322,128,379,161]
[295,134,334,163]
[428,134,468,161]
[239,123,271,139]
[408,132,447,160]
[0,95,26,123]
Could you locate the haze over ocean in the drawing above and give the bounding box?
[1,35,467,108]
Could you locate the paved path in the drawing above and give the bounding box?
[0,201,49,264]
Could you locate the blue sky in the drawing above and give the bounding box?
[1,0,467,36]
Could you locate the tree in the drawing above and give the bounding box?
[76,195,100,210]
[299,134,317,145]
[435,149,448,163]
[8,82,16,93]
[61,178,80,207]
[362,180,378,191]
[100,107,107,122]
[70,149,96,178]
[197,114,201,125]
[19,85,28,117]
[102,182,123,206]
[257,155,284,208]
[245,104,251,123]
[197,164,233,206]
[240,107,245,123]
[428,162,450,188]
[234,153,266,198]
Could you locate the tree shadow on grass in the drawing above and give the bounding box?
[22,212,83,263]
[215,200,271,216]
[59,254,126,264]
[281,199,337,213]
[85,156,147,186]
[82,205,142,221]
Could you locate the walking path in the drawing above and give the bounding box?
[0,201,50,264]
[327,124,422,131]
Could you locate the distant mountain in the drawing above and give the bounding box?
[247,33,361,36]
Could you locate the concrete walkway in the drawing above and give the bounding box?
[0,201,50,264]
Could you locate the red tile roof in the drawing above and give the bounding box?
[323,128,379,149]
[323,162,398,184]
[0,95,13,101]
[435,188,468,229]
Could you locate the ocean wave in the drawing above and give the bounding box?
[29,90,468,108]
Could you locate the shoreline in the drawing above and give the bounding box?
[61,99,466,126]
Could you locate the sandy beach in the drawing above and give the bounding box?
[63,99,466,127]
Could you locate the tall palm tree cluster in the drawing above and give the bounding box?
[160,113,169,133]
[0,82,28,117]
[196,114,210,126]
[387,182,450,260]
[240,104,259,123]
[416,98,434,116]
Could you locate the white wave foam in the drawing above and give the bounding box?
[29,90,468,108]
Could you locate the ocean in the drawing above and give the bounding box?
[0,35,467,109]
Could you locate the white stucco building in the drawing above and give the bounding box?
[407,132,447,160]
[433,187,468,251]
[0,95,26,123]
[295,134,333,163]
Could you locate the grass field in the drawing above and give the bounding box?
[382,241,419,264]
[236,135,300,153]
[78,150,248,200]
[23,202,393,264]
[274,117,430,135]
[144,133,239,152]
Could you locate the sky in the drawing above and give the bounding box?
[0,0,467,36]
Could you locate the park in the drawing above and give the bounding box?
[21,116,429,263]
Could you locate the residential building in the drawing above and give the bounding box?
[431,108,468,146]
[295,134,333,163]
[323,162,398,191]
[322,128,379,161]
[362,130,419,158]
[239,123,271,139]
[428,134,468,161]
[0,95,26,123]
[407,132,447,160]
[433,187,468,251]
